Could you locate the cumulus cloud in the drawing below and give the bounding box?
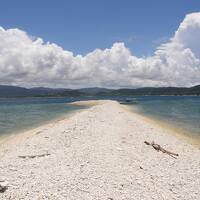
[0,12,200,88]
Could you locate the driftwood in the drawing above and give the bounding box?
[18,153,50,159]
[144,141,179,158]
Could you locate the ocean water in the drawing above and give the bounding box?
[0,97,87,138]
[0,96,199,142]
[126,96,200,140]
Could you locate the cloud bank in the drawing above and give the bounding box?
[0,12,200,88]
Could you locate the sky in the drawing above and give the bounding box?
[0,0,200,88]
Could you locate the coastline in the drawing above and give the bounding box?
[0,105,88,151]
[0,100,199,199]
[124,105,200,147]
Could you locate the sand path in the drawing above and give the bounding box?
[0,100,199,199]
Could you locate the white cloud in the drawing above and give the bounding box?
[0,12,200,88]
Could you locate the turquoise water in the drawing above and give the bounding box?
[127,96,200,140]
[0,97,87,137]
[0,96,199,141]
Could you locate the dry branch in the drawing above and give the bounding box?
[144,141,179,158]
[18,153,50,159]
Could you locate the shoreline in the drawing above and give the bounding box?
[0,100,105,152]
[124,105,200,147]
[1,99,199,152]
[1,99,199,154]
[0,100,199,199]
[0,104,89,150]
[70,100,200,147]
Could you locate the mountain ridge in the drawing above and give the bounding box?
[0,85,199,97]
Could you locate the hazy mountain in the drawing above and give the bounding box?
[108,86,200,96]
[0,85,199,98]
[0,85,30,97]
[30,87,71,96]
[0,86,70,97]
[77,87,113,95]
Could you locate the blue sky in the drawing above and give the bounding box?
[0,1,200,88]
[0,0,200,56]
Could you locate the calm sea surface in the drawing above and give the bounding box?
[0,96,199,141]
[0,97,87,138]
[127,96,200,140]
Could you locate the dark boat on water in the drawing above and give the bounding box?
[119,98,138,105]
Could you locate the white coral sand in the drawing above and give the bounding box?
[0,100,199,199]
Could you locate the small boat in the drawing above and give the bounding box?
[119,98,138,105]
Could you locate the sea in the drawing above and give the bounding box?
[0,97,88,138]
[0,96,199,142]
[126,96,200,141]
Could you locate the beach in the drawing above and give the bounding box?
[0,100,199,199]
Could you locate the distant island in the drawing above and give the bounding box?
[0,85,199,98]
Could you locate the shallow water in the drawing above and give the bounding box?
[0,96,200,141]
[0,97,87,137]
[126,96,200,140]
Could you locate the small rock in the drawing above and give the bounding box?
[0,181,8,193]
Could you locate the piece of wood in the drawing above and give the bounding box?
[18,153,50,159]
[144,141,179,158]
